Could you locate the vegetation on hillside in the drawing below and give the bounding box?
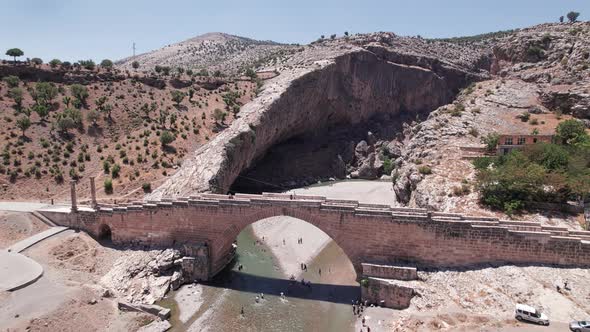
[473,120,590,215]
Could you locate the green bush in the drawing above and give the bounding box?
[360,278,369,287]
[142,182,152,193]
[473,156,496,170]
[418,165,432,175]
[104,178,113,194]
[382,155,394,175]
[111,164,121,178]
[481,133,500,153]
[2,75,20,88]
[159,131,175,146]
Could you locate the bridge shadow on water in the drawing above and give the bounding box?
[203,270,360,305]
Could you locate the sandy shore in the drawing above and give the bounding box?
[175,284,204,323]
[251,180,396,278]
[251,216,330,278]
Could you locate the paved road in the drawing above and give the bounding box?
[0,250,43,291]
[7,227,68,253]
[0,202,54,212]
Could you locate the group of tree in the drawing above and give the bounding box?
[560,11,581,23]
[473,119,590,216]
[4,48,116,72]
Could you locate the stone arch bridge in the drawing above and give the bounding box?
[41,190,590,281]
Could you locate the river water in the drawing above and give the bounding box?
[161,226,359,332]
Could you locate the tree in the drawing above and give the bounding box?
[171,90,185,106]
[32,103,49,120]
[70,84,89,106]
[556,119,587,145]
[330,34,336,39]
[31,58,43,66]
[132,61,140,70]
[55,114,76,134]
[154,65,162,74]
[8,87,23,110]
[188,88,195,101]
[49,59,62,68]
[212,108,226,124]
[100,59,113,69]
[62,96,71,107]
[559,16,564,23]
[86,109,100,126]
[6,48,24,65]
[159,130,175,147]
[186,69,193,76]
[213,70,222,77]
[344,31,349,36]
[33,82,58,106]
[245,68,257,80]
[78,59,95,70]
[481,132,500,153]
[104,178,113,194]
[161,66,171,76]
[16,116,31,137]
[177,67,184,75]
[61,61,72,70]
[567,11,580,23]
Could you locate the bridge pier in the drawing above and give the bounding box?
[70,180,77,213]
[90,177,97,208]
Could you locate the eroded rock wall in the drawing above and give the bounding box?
[149,45,486,198]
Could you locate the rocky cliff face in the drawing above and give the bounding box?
[391,22,589,228]
[148,35,489,198]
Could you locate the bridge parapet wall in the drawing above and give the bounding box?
[43,193,590,280]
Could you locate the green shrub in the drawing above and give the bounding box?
[159,131,175,146]
[481,133,500,153]
[142,182,152,193]
[418,165,432,175]
[104,178,113,194]
[111,164,121,178]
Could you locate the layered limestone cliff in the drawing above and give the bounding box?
[149,36,489,198]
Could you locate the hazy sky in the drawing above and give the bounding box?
[2,0,589,62]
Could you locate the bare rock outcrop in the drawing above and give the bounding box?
[149,36,489,198]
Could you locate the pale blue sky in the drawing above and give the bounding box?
[1,0,589,62]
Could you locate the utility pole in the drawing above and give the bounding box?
[133,42,136,57]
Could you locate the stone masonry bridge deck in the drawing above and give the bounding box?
[40,190,590,281]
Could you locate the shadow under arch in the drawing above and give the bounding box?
[207,215,361,305]
[97,223,112,241]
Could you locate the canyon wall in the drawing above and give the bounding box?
[149,45,488,198]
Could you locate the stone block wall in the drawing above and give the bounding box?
[362,263,417,281]
[40,193,590,280]
[361,278,415,309]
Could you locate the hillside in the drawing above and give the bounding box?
[0,64,257,202]
[116,32,298,76]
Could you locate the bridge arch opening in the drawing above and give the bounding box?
[213,214,360,306]
[97,224,112,241]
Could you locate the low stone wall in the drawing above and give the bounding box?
[362,263,417,281]
[361,278,415,309]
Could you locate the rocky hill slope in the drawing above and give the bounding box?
[117,32,297,76]
[392,22,590,226]
[148,32,491,198]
